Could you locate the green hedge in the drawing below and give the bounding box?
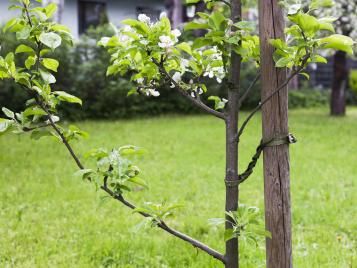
[0,24,330,120]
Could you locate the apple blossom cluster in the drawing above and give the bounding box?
[99,13,228,100]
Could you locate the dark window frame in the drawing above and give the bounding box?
[78,0,107,34]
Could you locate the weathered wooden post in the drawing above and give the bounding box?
[258,0,293,267]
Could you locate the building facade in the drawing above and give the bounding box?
[0,0,165,38]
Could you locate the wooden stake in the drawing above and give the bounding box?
[258,0,293,267]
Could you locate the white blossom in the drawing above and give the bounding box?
[140,40,149,45]
[138,14,150,24]
[158,35,174,48]
[160,12,167,19]
[145,88,160,97]
[171,29,182,42]
[136,78,144,84]
[172,72,182,83]
[45,115,60,124]
[123,25,133,32]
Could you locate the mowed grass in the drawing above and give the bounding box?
[0,108,356,268]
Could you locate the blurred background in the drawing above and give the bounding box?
[0,0,356,120]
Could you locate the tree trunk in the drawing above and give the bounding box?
[330,51,348,116]
[258,1,293,268]
[165,0,184,28]
[225,1,241,268]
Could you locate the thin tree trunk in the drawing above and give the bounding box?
[225,1,242,268]
[258,0,293,267]
[330,51,347,116]
[165,0,184,28]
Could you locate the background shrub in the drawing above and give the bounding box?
[0,24,333,120]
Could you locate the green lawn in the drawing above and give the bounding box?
[0,108,356,268]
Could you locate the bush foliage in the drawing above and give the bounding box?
[0,24,330,120]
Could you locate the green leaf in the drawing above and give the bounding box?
[0,118,13,135]
[45,3,58,18]
[15,45,35,54]
[39,32,62,50]
[310,55,327,64]
[208,96,227,110]
[53,91,82,105]
[177,42,192,55]
[309,0,334,10]
[233,21,255,31]
[299,72,310,80]
[319,34,355,55]
[41,58,59,72]
[224,229,236,242]
[3,18,17,33]
[121,19,149,35]
[40,69,56,84]
[16,26,31,40]
[186,0,200,3]
[128,177,148,189]
[23,107,47,117]
[30,130,54,140]
[275,57,293,68]
[74,169,93,180]
[184,22,210,31]
[25,56,37,69]
[209,12,226,31]
[288,13,320,36]
[2,107,15,119]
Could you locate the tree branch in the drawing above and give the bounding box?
[238,71,260,108]
[236,59,308,141]
[31,96,225,263]
[151,59,225,120]
[35,99,84,170]
[101,185,226,263]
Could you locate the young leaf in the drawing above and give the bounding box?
[45,3,58,18]
[40,69,56,84]
[0,118,13,135]
[319,34,355,55]
[39,32,62,50]
[15,45,35,54]
[41,58,59,72]
[53,91,82,105]
[25,56,37,69]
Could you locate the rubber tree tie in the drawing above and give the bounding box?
[238,133,297,184]
[263,133,297,147]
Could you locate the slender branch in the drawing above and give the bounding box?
[151,58,225,120]
[31,96,225,263]
[238,72,260,108]
[21,4,223,261]
[36,99,84,169]
[101,186,226,263]
[236,57,309,141]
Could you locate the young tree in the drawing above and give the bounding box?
[327,1,357,115]
[0,0,354,267]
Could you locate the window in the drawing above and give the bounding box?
[136,6,161,21]
[78,1,107,34]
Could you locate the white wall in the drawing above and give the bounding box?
[63,0,165,38]
[0,1,21,24]
[0,0,165,38]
